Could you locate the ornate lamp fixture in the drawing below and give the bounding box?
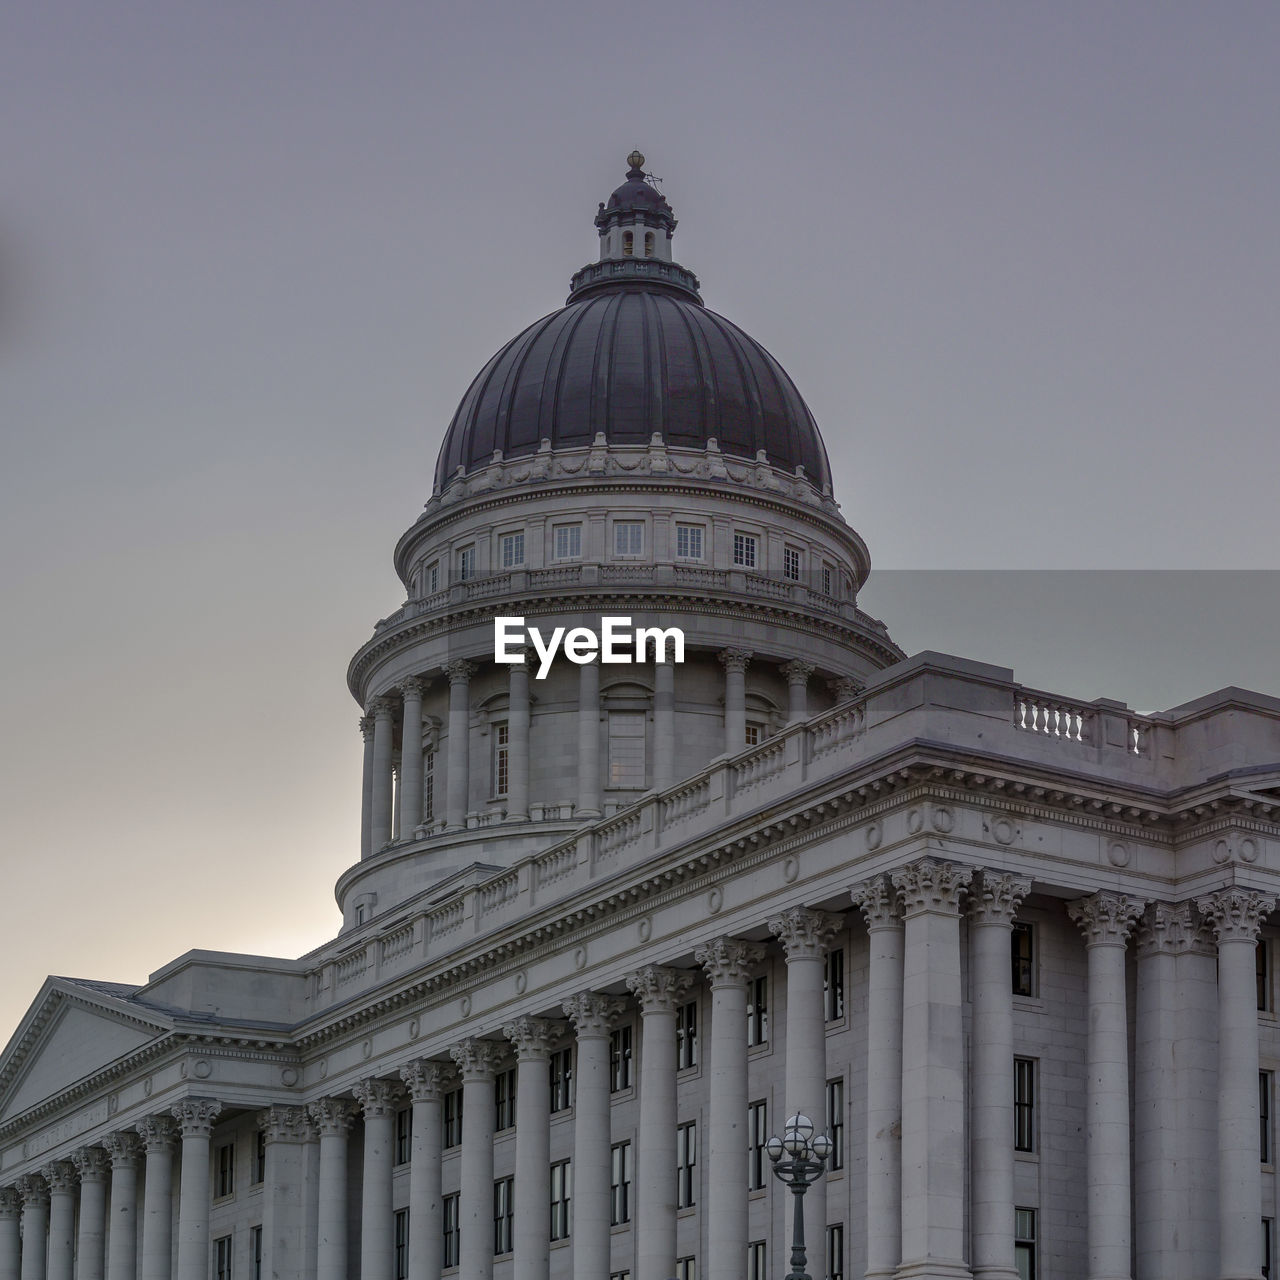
[766,1113,834,1280]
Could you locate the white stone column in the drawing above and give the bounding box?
[359,713,376,858]
[400,1061,448,1280]
[652,660,675,792]
[0,1189,19,1280]
[852,875,904,1280]
[41,1164,75,1280]
[353,1079,403,1280]
[308,1097,357,1280]
[449,1039,503,1280]
[399,677,426,838]
[1197,888,1278,1280]
[1069,891,1145,1280]
[578,661,601,817]
[172,1098,222,1280]
[103,1131,142,1280]
[445,661,474,829]
[695,938,764,1280]
[259,1106,316,1280]
[507,658,531,821]
[15,1176,47,1280]
[562,993,624,1280]
[718,649,751,753]
[135,1116,177,1280]
[70,1148,110,1280]
[969,871,1032,1280]
[504,1018,560,1280]
[626,965,693,1280]
[370,696,396,850]
[890,858,973,1279]
[781,660,813,724]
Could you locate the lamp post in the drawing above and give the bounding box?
[766,1113,833,1280]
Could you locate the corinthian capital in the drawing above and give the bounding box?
[449,1037,505,1082]
[445,660,476,686]
[1068,891,1145,947]
[1196,888,1278,943]
[503,1017,562,1060]
[171,1098,222,1139]
[367,696,395,721]
[14,1174,48,1207]
[969,871,1033,927]
[626,965,694,1013]
[851,875,901,930]
[307,1097,358,1136]
[359,714,375,742]
[718,648,753,675]
[352,1078,404,1118]
[767,907,844,961]
[400,1058,451,1102]
[258,1105,315,1144]
[135,1114,178,1154]
[891,859,973,917]
[561,991,625,1038]
[41,1161,77,1194]
[0,1188,18,1219]
[694,937,765,987]
[70,1147,110,1182]
[398,675,426,700]
[781,660,814,685]
[101,1130,142,1168]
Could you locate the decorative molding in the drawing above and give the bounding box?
[502,1016,562,1060]
[449,1037,505,1082]
[15,1173,49,1207]
[1068,891,1146,947]
[717,648,753,675]
[1134,901,1214,958]
[368,697,395,721]
[969,871,1033,926]
[171,1098,222,1139]
[781,660,814,684]
[398,676,427,700]
[626,965,694,1013]
[561,992,625,1038]
[70,1146,110,1182]
[135,1113,179,1154]
[0,1187,18,1219]
[359,714,374,742]
[101,1129,142,1168]
[1195,888,1278,943]
[694,937,764,986]
[399,1059,450,1102]
[445,660,476,686]
[41,1160,77,1194]
[767,907,844,960]
[351,1078,404,1118]
[850,874,901,930]
[891,858,973,917]
[258,1105,315,1144]
[307,1097,358,1136]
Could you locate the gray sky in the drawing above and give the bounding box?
[2,2,1278,1042]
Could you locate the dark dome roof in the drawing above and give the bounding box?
[433,283,832,490]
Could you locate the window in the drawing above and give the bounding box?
[354,901,368,926]
[1261,939,1272,1012]
[622,230,634,257]
[493,1177,514,1255]
[1012,922,1035,997]
[1265,1218,1274,1280]
[747,976,768,1046]
[500,532,525,569]
[553,524,582,561]
[610,1273,632,1280]
[395,1106,413,1165]
[443,1089,464,1148]
[457,545,476,582]
[614,521,644,557]
[252,1129,266,1184]
[748,1241,767,1280]
[549,1159,572,1241]
[675,524,704,560]
[443,1193,460,1268]
[395,1209,410,1280]
[610,1141,632,1225]
[676,1001,698,1070]
[733,533,758,568]
[250,1226,262,1280]
[828,1225,844,1280]
[821,564,833,596]
[644,231,655,258]
[216,1142,235,1198]
[824,948,845,1021]
[550,1047,573,1112]
[610,1027,633,1091]
[1263,1071,1274,1163]
[426,560,440,594]
[424,750,435,823]
[215,1235,233,1280]
[826,1079,844,1171]
[676,1258,697,1280]
[676,1121,697,1208]
[608,713,646,788]
[748,1100,768,1190]
[744,722,763,747]
[494,1068,517,1132]
[783,546,801,581]
[1014,1058,1036,1153]
[492,722,510,798]
[1014,1208,1036,1280]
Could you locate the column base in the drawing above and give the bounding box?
[972,1269,1021,1280]
[895,1261,973,1280]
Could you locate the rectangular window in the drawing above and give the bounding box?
[610,1273,632,1280]
[610,1027,633,1091]
[252,1129,266,1184]
[675,524,704,560]
[493,1177,514,1255]
[492,723,510,798]
[1015,1058,1036,1154]
[610,1140,632,1225]
[676,1258,697,1280]
[748,1241,767,1280]
[494,1068,517,1132]
[677,1121,697,1209]
[424,751,435,822]
[1263,1071,1274,1163]
[608,712,646,787]
[783,545,801,581]
[395,1106,413,1165]
[1261,939,1272,1012]
[1012,922,1035,997]
[824,948,845,1021]
[216,1142,235,1198]
[549,1047,574,1112]
[676,1001,698,1070]
[821,564,833,596]
[549,1159,572,1241]
[744,721,763,746]
[828,1225,844,1280]
[554,524,582,561]
[1014,1208,1036,1280]
[215,1236,233,1280]
[1265,1218,1273,1280]
[826,1079,844,1171]
[443,1089,464,1148]
[748,1100,768,1190]
[457,545,476,582]
[747,976,768,1047]
[500,532,525,569]
[443,1193,460,1268]
[733,532,758,568]
[427,560,440,594]
[251,1226,262,1280]
[614,522,644,557]
[395,1209,410,1280]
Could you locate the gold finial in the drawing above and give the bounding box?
[627,150,645,171]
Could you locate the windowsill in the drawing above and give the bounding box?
[748,1187,767,1200]
[1014,1151,1039,1164]
[677,1206,696,1218]
[610,1086,636,1102]
[611,1222,631,1234]
[1012,997,1044,1013]
[550,1238,570,1251]
[826,1168,845,1182]
[677,1064,701,1081]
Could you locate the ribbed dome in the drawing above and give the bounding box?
[433,284,832,490]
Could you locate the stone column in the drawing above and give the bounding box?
[103,1131,142,1280]
[399,677,426,837]
[969,871,1032,1280]
[0,1188,19,1280]
[562,993,624,1280]
[135,1116,178,1280]
[1197,888,1278,1280]
[1069,891,1145,1280]
[507,658,531,821]
[781,660,813,724]
[449,1039,503,1280]
[308,1098,357,1280]
[577,661,601,817]
[445,661,474,828]
[718,649,752,754]
[653,660,676,792]
[70,1149,109,1280]
[353,1079,404,1280]
[359,713,376,858]
[626,965,694,1280]
[369,696,396,849]
[260,1106,316,1280]
[504,1018,560,1280]
[172,1098,222,1280]
[400,1061,448,1280]
[890,858,973,1278]
[851,875,904,1280]
[15,1176,47,1280]
[41,1164,75,1280]
[695,938,764,1280]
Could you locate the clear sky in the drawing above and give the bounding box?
[2,2,1278,1042]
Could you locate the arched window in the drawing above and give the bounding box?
[622,231,633,257]
[644,232,655,258]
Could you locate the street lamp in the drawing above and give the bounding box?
[766,1113,834,1280]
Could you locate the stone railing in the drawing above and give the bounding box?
[1015,690,1091,743]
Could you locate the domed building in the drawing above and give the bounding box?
[4,157,1280,1280]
